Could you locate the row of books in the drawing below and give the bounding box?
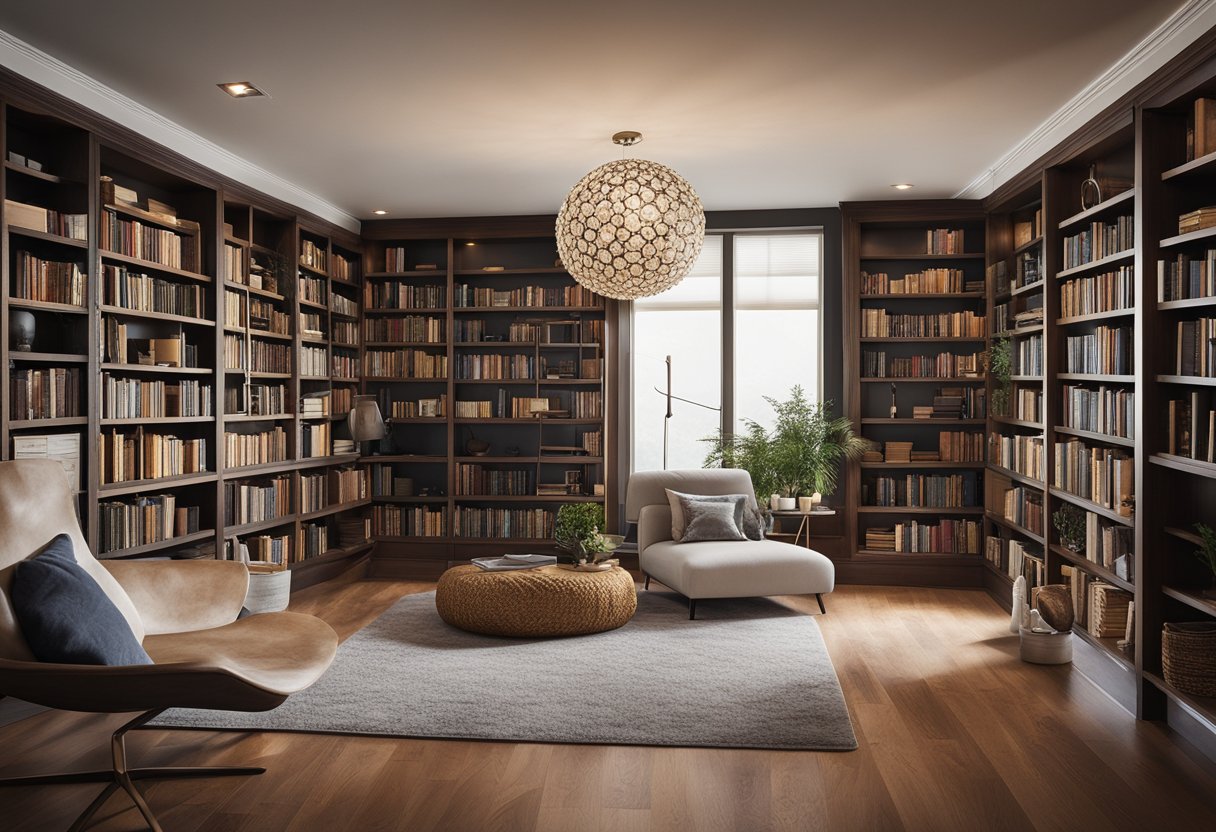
[1062,384,1134,438]
[100,430,207,483]
[1052,439,1134,516]
[374,504,447,537]
[224,475,292,526]
[299,345,328,377]
[366,282,446,310]
[331,293,358,317]
[859,309,985,338]
[235,253,281,295]
[1065,325,1132,375]
[225,427,287,467]
[234,533,290,569]
[1167,391,1215,463]
[1159,251,1216,302]
[224,243,245,284]
[1011,388,1043,423]
[250,299,291,335]
[104,265,207,318]
[333,320,359,346]
[861,351,981,379]
[300,471,328,513]
[907,389,985,420]
[383,248,436,273]
[455,464,534,496]
[367,316,444,343]
[12,252,86,306]
[989,433,1045,480]
[455,354,535,380]
[1059,266,1134,318]
[1068,511,1135,579]
[364,349,448,379]
[300,240,327,272]
[864,473,979,508]
[299,522,330,560]
[1012,334,1044,376]
[332,254,356,282]
[101,213,197,272]
[368,464,420,498]
[300,311,325,338]
[1014,250,1041,290]
[859,269,975,294]
[1063,567,1134,640]
[5,199,88,240]
[987,537,1044,585]
[224,290,247,328]
[105,324,199,368]
[1176,318,1216,377]
[926,228,964,254]
[300,392,331,418]
[332,353,358,379]
[101,375,212,419]
[225,383,289,417]
[1002,486,1044,535]
[863,519,980,554]
[453,506,555,539]
[453,285,604,309]
[388,395,446,418]
[98,495,200,555]
[1062,216,1133,270]
[10,367,81,420]
[299,274,327,305]
[300,421,331,459]
[329,467,368,504]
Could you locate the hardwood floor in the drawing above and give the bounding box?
[2,576,1215,831]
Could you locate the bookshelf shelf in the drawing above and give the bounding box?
[860,377,984,384]
[987,464,1045,489]
[995,324,1045,336]
[990,416,1045,430]
[1158,224,1216,249]
[98,472,217,497]
[1056,188,1136,230]
[299,499,373,523]
[858,253,986,261]
[1056,373,1136,384]
[223,413,294,422]
[861,461,985,469]
[1052,425,1135,448]
[6,224,88,249]
[1055,249,1135,280]
[224,279,285,302]
[97,529,217,561]
[1011,280,1045,297]
[100,362,211,376]
[1161,145,1216,180]
[8,297,87,315]
[1013,236,1043,256]
[1049,544,1135,593]
[1144,672,1216,725]
[226,515,298,537]
[984,510,1046,544]
[1164,525,1203,546]
[859,337,987,343]
[860,418,985,425]
[454,495,605,503]
[1048,487,1134,527]
[1149,454,1216,480]
[9,417,88,429]
[1157,374,1216,387]
[371,495,449,504]
[860,292,985,300]
[1158,296,1216,311]
[856,506,984,515]
[3,159,78,184]
[1072,624,1135,671]
[1055,308,1134,325]
[100,305,215,327]
[1162,586,1216,618]
[100,416,212,426]
[7,351,88,363]
[100,249,211,284]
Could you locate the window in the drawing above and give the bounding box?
[630,231,823,473]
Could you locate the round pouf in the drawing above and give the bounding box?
[435,564,637,637]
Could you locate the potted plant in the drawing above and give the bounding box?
[1194,523,1216,598]
[554,503,621,571]
[703,386,868,513]
[990,336,1013,417]
[1052,504,1085,553]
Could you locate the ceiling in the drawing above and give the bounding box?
[0,0,1185,221]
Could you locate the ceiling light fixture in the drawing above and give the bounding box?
[372,210,387,215]
[555,131,705,301]
[464,242,476,247]
[218,81,265,98]
[891,183,914,190]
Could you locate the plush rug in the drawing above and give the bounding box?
[153,590,857,751]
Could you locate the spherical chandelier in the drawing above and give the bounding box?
[555,131,705,301]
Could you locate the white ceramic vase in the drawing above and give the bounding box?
[777,497,796,511]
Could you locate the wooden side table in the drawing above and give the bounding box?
[769,509,837,549]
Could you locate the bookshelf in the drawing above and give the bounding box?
[0,93,371,589]
[359,224,614,579]
[843,202,988,584]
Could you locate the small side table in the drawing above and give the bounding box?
[769,509,837,548]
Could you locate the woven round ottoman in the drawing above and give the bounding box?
[435,564,637,637]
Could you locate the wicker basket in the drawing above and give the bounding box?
[1162,622,1216,697]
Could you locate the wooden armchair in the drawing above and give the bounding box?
[0,459,338,831]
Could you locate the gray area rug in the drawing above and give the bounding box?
[154,590,857,751]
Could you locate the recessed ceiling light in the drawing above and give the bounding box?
[464,242,476,247]
[218,81,265,98]
[891,183,914,190]
[373,210,387,216]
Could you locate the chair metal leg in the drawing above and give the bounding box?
[688,598,697,620]
[816,593,826,614]
[0,708,265,831]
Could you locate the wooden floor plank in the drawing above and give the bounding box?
[2,581,1215,831]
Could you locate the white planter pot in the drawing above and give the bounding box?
[777,497,797,511]
[244,570,292,614]
[1019,627,1073,664]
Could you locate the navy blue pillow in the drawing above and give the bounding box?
[11,534,152,666]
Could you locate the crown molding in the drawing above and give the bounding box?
[0,28,361,233]
[956,0,1216,199]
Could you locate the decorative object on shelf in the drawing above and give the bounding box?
[505,446,521,457]
[769,494,781,512]
[9,310,35,352]
[348,396,386,455]
[703,386,867,506]
[1035,585,1075,632]
[1080,163,1102,211]
[889,383,897,419]
[1010,575,1027,634]
[1162,621,1216,697]
[798,496,814,514]
[464,430,491,457]
[553,503,618,568]
[1193,523,1216,598]
[555,131,705,301]
[1052,504,1086,554]
[244,570,292,614]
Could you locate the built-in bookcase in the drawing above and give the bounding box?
[843,202,989,586]
[359,224,613,579]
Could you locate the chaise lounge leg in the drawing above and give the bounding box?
[644,573,650,590]
[816,593,826,615]
[0,708,265,832]
[688,598,697,620]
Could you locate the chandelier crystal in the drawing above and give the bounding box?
[556,134,705,301]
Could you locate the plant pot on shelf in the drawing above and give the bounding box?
[777,497,796,512]
[1162,622,1216,697]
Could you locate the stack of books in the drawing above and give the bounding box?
[1088,583,1134,639]
[1179,206,1216,235]
[932,394,965,419]
[12,433,81,490]
[300,392,331,418]
[884,442,912,463]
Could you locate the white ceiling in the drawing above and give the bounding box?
[0,0,1186,221]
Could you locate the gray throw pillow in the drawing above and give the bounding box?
[666,489,752,542]
[677,496,747,543]
[741,505,766,541]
